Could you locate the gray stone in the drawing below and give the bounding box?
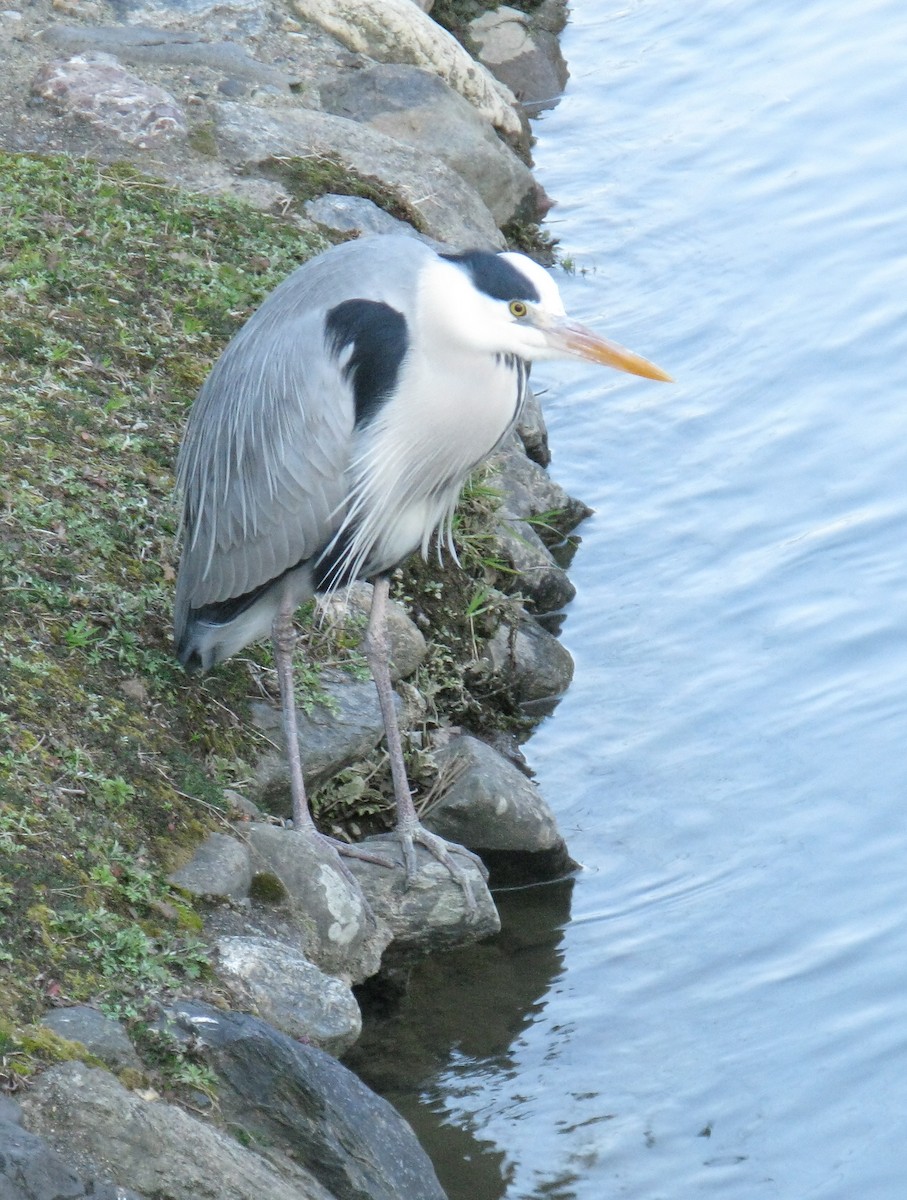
[425,733,565,853]
[344,832,500,954]
[492,514,576,612]
[319,63,546,226]
[318,582,428,682]
[244,823,392,983]
[43,25,295,89]
[214,935,362,1054]
[489,438,592,533]
[516,389,551,466]
[166,1001,448,1200]
[21,1062,333,1200]
[291,0,523,144]
[211,101,505,248]
[40,1005,141,1071]
[0,1095,148,1199]
[108,0,266,32]
[469,4,569,114]
[168,831,252,900]
[303,194,436,244]
[32,53,187,148]
[251,671,392,807]
[483,612,575,705]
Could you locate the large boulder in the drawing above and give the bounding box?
[319,63,547,226]
[0,1093,146,1200]
[211,101,505,249]
[291,0,523,144]
[21,1062,334,1200]
[165,1001,449,1200]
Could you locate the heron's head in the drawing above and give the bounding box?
[429,249,671,382]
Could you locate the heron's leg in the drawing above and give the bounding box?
[272,594,393,870]
[272,594,314,834]
[365,575,482,907]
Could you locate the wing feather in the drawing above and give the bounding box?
[174,235,435,618]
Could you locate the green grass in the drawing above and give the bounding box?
[0,150,545,1034]
[0,153,328,1024]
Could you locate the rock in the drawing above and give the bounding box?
[43,24,294,88]
[344,833,500,955]
[165,1001,448,1200]
[489,437,593,533]
[468,4,569,114]
[21,1062,334,1200]
[244,824,392,984]
[32,52,187,148]
[0,1093,147,1200]
[168,831,252,900]
[213,935,362,1054]
[291,0,523,144]
[318,582,428,682]
[318,63,547,226]
[212,100,504,249]
[483,612,575,707]
[108,0,267,33]
[251,671,393,808]
[425,733,566,854]
[40,1005,142,1071]
[304,194,439,244]
[516,389,551,466]
[492,514,576,612]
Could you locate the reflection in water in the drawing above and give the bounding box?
[345,880,574,1200]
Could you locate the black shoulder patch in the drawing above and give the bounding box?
[325,299,408,429]
[442,250,541,303]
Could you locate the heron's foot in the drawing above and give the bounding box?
[396,821,484,914]
[330,837,396,870]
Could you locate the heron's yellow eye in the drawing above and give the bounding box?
[509,300,528,319]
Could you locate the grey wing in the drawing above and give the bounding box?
[175,305,354,614]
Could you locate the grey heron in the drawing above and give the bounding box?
[174,234,669,897]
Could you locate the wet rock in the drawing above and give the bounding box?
[244,823,392,983]
[291,0,523,144]
[168,831,252,900]
[40,1005,142,1071]
[344,832,500,955]
[32,53,187,148]
[318,581,428,682]
[212,100,504,249]
[483,612,575,707]
[251,670,393,808]
[425,733,567,855]
[319,63,547,226]
[469,3,569,114]
[43,24,295,88]
[21,1062,333,1200]
[0,1093,147,1200]
[166,1000,448,1200]
[214,935,362,1054]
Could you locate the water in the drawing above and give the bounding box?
[350,2,907,1196]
